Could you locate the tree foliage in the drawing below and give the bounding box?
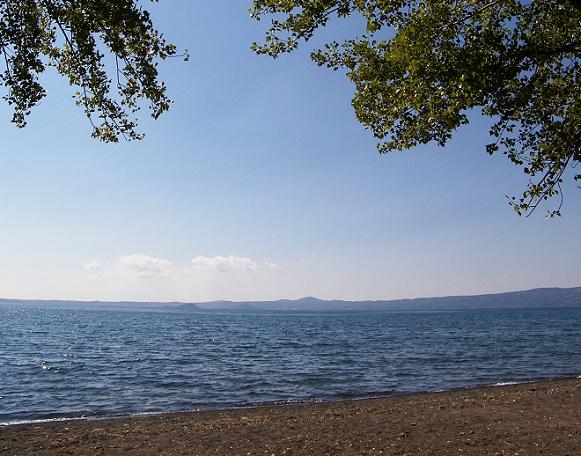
[0,0,186,142]
[251,0,580,216]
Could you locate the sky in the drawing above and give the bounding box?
[1,2,580,303]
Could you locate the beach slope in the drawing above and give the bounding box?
[1,379,579,455]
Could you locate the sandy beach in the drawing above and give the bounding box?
[1,378,579,455]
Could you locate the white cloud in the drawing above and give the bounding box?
[83,260,101,273]
[189,255,258,273]
[83,253,273,284]
[82,260,102,279]
[116,254,173,279]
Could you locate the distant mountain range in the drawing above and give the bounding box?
[179,287,581,311]
[5,287,576,311]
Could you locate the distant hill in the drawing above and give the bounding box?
[0,298,199,311]
[181,287,581,311]
[1,287,580,312]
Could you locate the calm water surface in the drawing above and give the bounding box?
[0,305,579,424]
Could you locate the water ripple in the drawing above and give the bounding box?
[0,306,579,423]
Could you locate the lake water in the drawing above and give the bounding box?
[0,305,579,424]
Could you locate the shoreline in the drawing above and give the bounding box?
[2,375,578,427]
[2,378,579,455]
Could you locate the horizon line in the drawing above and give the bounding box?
[1,285,580,306]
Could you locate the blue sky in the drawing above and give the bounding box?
[1,1,579,302]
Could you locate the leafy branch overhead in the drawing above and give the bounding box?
[0,0,187,142]
[250,0,580,216]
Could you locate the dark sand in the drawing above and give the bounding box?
[1,379,579,455]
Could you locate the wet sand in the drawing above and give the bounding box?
[1,378,579,455]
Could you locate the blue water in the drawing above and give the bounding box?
[0,305,579,424]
